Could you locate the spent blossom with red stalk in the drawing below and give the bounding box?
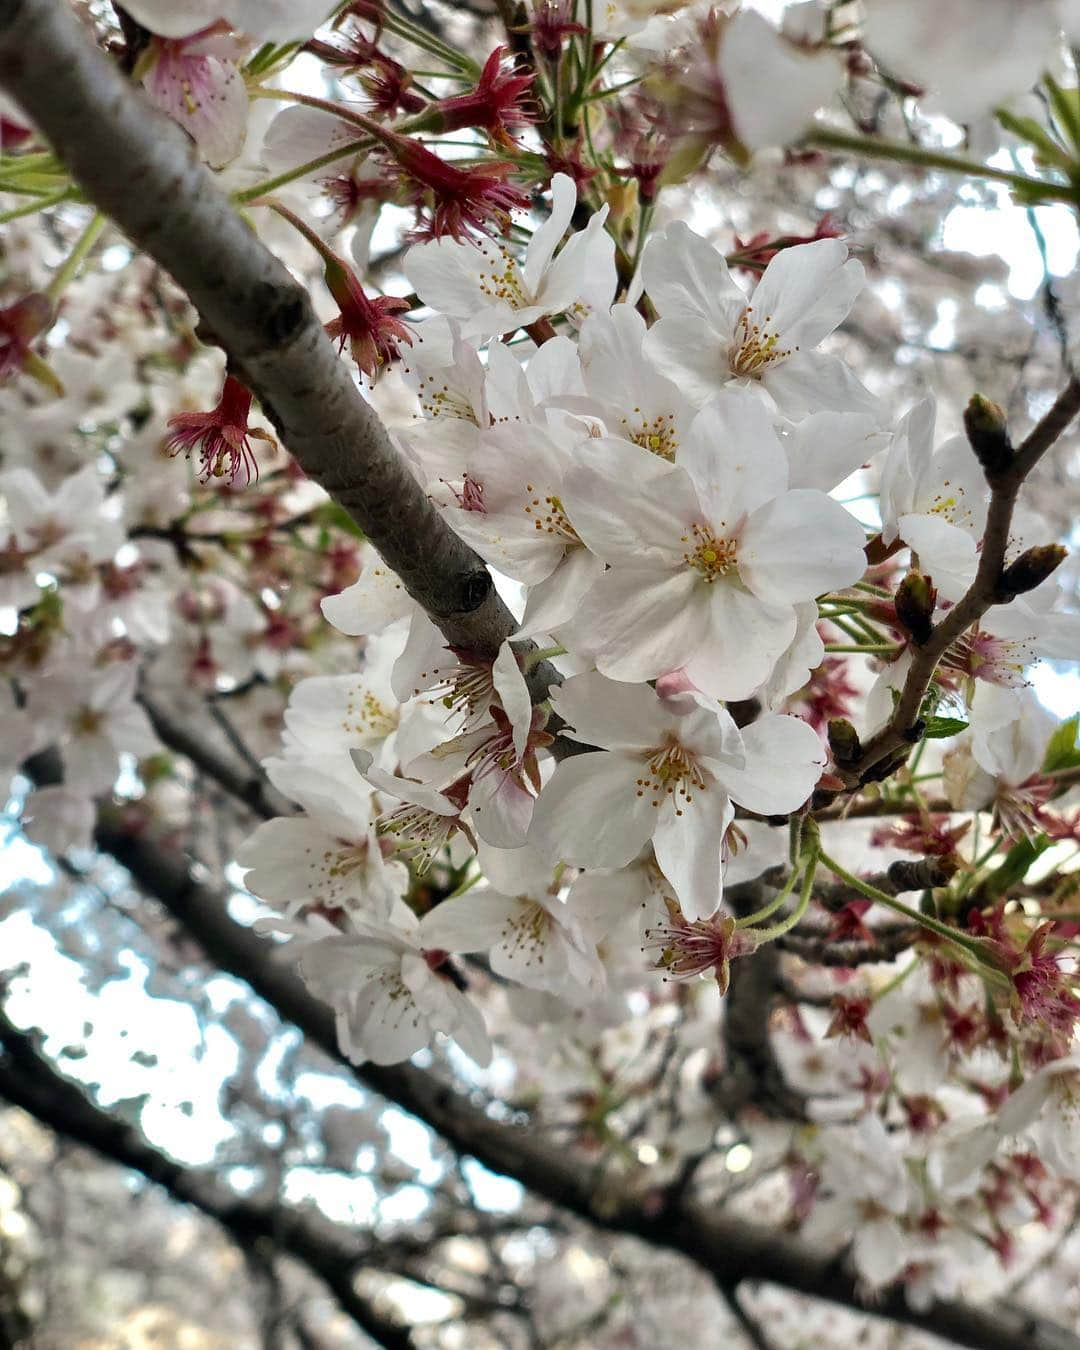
[165,374,273,485]
[323,256,413,379]
[426,46,536,148]
[644,899,760,995]
[376,130,530,241]
[825,993,874,1044]
[973,907,1080,1036]
[0,293,61,394]
[528,0,588,60]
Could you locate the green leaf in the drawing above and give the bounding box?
[922,715,969,740]
[995,109,1073,169]
[984,834,1053,899]
[1044,76,1080,157]
[1043,713,1080,774]
[315,501,366,542]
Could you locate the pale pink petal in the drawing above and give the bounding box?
[740,489,867,603]
[653,785,734,921]
[529,751,655,869]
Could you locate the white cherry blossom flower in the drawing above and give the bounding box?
[528,672,826,919]
[863,0,1063,123]
[142,29,251,170]
[717,8,842,153]
[422,842,604,995]
[0,464,123,610]
[21,785,96,856]
[879,395,989,601]
[355,750,475,872]
[641,224,874,416]
[802,1115,913,1286]
[561,388,868,699]
[320,544,456,705]
[397,316,490,485]
[932,1054,1080,1189]
[121,0,334,41]
[299,905,491,1067]
[261,105,383,241]
[27,661,159,793]
[568,303,695,464]
[404,173,616,338]
[405,648,547,850]
[238,756,406,924]
[433,419,608,641]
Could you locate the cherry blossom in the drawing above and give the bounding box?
[863,0,1064,123]
[879,395,989,601]
[421,843,604,996]
[141,27,250,169]
[560,388,868,699]
[121,0,334,41]
[299,904,492,1067]
[405,173,616,337]
[26,662,158,794]
[641,224,875,416]
[238,755,406,924]
[529,672,825,919]
[0,464,124,610]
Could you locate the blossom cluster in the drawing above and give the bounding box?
[2,0,1079,1317]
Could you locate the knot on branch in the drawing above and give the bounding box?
[251,282,309,349]
[457,568,493,613]
[894,570,936,645]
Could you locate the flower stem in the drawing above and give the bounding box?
[0,185,77,223]
[232,138,374,206]
[259,199,340,268]
[736,864,803,929]
[755,856,818,942]
[804,127,1078,204]
[377,8,480,76]
[816,847,1009,984]
[825,643,901,654]
[46,210,106,302]
[525,645,567,667]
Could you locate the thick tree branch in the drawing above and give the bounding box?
[0,0,524,667]
[0,1010,416,1350]
[79,806,1079,1350]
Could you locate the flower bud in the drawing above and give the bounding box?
[963,393,1013,479]
[997,544,1067,601]
[894,570,937,645]
[827,717,862,766]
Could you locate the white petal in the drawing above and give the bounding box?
[321,557,414,635]
[715,713,826,814]
[782,411,887,492]
[682,585,797,702]
[653,785,734,920]
[740,490,867,602]
[562,458,699,565]
[720,10,842,151]
[515,546,605,639]
[529,752,655,868]
[641,221,745,332]
[762,350,879,421]
[579,567,711,684]
[549,671,670,752]
[677,388,789,523]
